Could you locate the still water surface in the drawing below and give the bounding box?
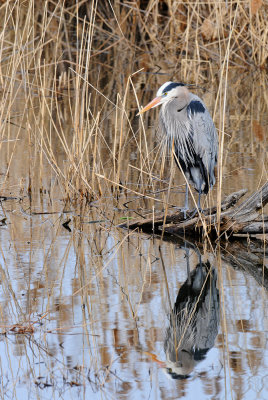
[0,194,267,399]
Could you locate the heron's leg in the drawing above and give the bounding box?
[182,183,189,219]
[197,189,201,210]
[184,183,189,210]
[189,189,203,218]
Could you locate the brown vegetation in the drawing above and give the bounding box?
[0,0,267,233]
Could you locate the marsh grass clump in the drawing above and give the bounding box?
[0,0,266,209]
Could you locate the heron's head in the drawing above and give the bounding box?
[138,82,189,115]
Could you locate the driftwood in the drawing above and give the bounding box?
[120,181,268,239]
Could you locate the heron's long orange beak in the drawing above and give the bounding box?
[137,96,162,115]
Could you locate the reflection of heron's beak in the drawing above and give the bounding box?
[137,96,162,115]
[144,351,166,367]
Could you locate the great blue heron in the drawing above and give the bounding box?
[138,82,218,216]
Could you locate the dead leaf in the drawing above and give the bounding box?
[252,120,264,141]
[10,324,34,334]
[201,18,216,41]
[251,0,263,15]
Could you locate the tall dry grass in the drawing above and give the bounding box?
[0,0,266,214]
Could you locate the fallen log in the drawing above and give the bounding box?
[120,182,268,239]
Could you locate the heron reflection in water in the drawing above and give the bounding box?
[164,249,219,379]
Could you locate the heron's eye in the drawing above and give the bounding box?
[163,92,168,96]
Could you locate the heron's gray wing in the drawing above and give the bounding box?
[188,101,218,188]
[194,267,219,351]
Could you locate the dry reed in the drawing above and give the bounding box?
[0,0,266,215]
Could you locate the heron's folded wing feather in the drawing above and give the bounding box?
[189,105,218,185]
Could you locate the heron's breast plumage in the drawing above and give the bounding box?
[160,107,195,165]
